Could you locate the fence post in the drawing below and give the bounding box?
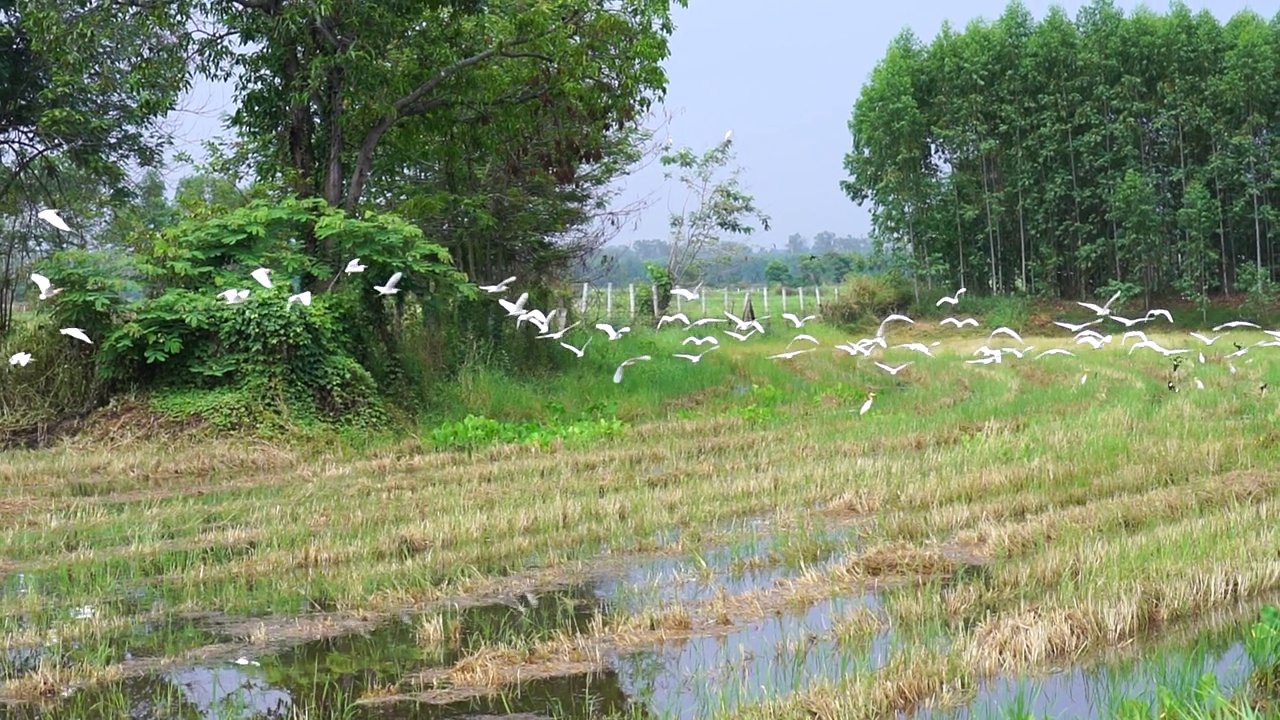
[580,283,589,315]
[834,286,839,303]
[762,284,769,316]
[606,283,613,321]
[628,283,635,319]
[676,294,683,313]
[799,286,805,313]
[652,284,659,317]
[781,286,788,314]
[701,292,707,317]
[723,286,730,315]
[815,287,822,311]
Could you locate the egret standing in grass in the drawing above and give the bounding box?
[859,392,876,416]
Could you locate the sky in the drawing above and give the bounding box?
[161,0,1260,249]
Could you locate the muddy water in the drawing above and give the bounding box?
[0,533,1271,720]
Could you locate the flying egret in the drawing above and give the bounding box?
[287,291,312,307]
[834,342,867,356]
[723,129,733,143]
[344,258,366,274]
[966,356,1001,365]
[1189,332,1221,345]
[657,313,691,329]
[768,349,813,360]
[874,361,912,375]
[1122,330,1150,345]
[725,311,765,334]
[29,273,61,300]
[1077,289,1123,316]
[989,327,1023,344]
[673,346,719,362]
[478,276,517,293]
[690,317,726,327]
[936,287,967,306]
[250,267,273,289]
[1035,348,1076,359]
[940,317,979,329]
[498,293,530,316]
[724,330,757,342]
[787,333,820,348]
[218,288,250,304]
[876,314,914,337]
[782,313,816,328]
[595,323,631,341]
[682,335,719,347]
[893,342,934,357]
[1053,319,1102,333]
[1129,339,1189,357]
[613,355,652,383]
[60,328,92,344]
[1214,320,1260,331]
[671,284,703,301]
[517,309,550,333]
[859,392,876,416]
[9,352,32,367]
[1146,308,1173,323]
[374,272,403,295]
[37,209,72,232]
[536,322,580,340]
[1109,315,1148,327]
[560,338,592,357]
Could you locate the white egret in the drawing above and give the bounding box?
[1189,332,1221,345]
[859,392,876,416]
[29,273,61,300]
[1199,352,1205,364]
[682,335,719,347]
[1129,339,1190,357]
[940,317,978,329]
[876,314,914,337]
[724,330,756,342]
[560,338,592,357]
[893,342,934,357]
[536,323,580,340]
[782,313,816,328]
[287,291,312,307]
[344,258,366,274]
[966,356,1001,365]
[723,130,734,143]
[671,284,703,301]
[989,327,1023,344]
[478,276,517,293]
[498,293,529,316]
[657,313,691,329]
[250,267,273,289]
[1053,319,1101,333]
[1110,315,1148,327]
[936,287,967,306]
[1214,320,1260,331]
[9,352,32,367]
[595,323,631,341]
[787,333,820,348]
[1122,330,1150,345]
[690,317,726,327]
[232,657,260,667]
[60,328,92,344]
[725,311,765,334]
[517,309,550,333]
[1081,373,1088,385]
[38,209,72,232]
[768,348,813,360]
[1195,378,1205,390]
[673,346,719,363]
[874,361,912,375]
[1077,289,1123,316]
[218,288,250,304]
[374,271,403,296]
[1146,308,1173,323]
[613,355,652,383]
[1035,348,1076,359]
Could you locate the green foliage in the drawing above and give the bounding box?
[824,273,912,326]
[427,413,628,453]
[1247,605,1280,672]
[764,259,794,287]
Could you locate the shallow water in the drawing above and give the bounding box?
[1,532,1272,720]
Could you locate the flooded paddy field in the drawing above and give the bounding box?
[6,334,1280,718]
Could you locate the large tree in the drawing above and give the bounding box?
[844,0,1280,303]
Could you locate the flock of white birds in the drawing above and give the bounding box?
[11,209,1278,417]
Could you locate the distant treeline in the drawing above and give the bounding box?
[584,231,877,285]
[845,2,1280,305]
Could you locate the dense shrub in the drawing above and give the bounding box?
[824,272,913,326]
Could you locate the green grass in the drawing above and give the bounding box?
[6,311,1280,715]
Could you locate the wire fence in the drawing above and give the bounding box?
[572,283,842,326]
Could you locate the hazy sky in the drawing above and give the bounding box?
[162,1,1261,248]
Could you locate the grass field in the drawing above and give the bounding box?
[5,310,1280,718]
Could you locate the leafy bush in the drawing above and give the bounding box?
[824,272,912,326]
[426,413,627,453]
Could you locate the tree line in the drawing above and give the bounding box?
[844,0,1280,309]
